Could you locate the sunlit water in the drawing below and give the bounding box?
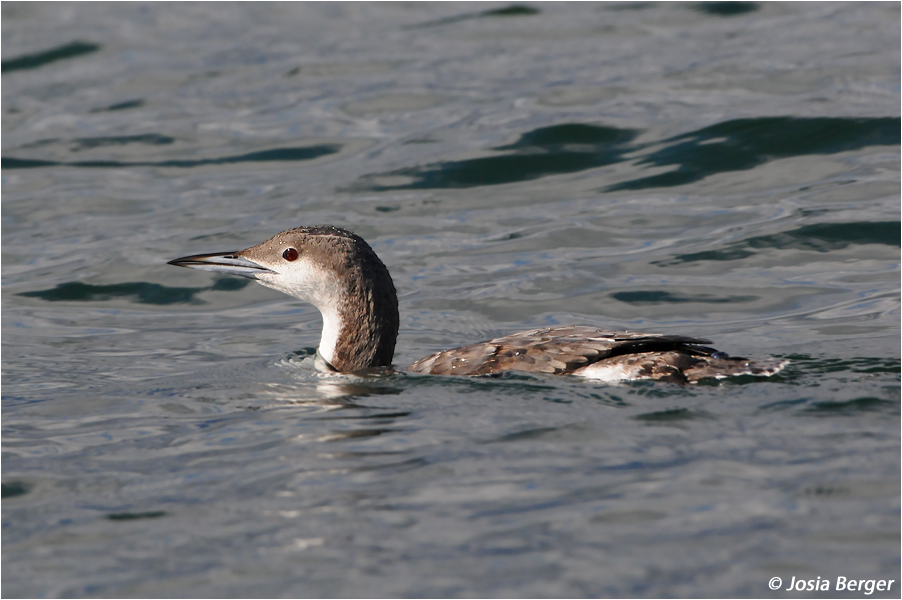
[2,3,899,598]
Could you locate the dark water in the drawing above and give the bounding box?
[2,2,899,598]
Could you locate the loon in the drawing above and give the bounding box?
[168,226,786,383]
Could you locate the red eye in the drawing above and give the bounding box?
[283,247,299,261]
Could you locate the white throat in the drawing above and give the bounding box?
[316,306,342,369]
[255,259,347,370]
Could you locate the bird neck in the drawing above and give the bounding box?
[312,254,399,373]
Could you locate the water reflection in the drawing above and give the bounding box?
[2,144,341,170]
[356,124,638,190]
[2,41,100,73]
[263,364,406,407]
[656,221,901,265]
[18,278,252,305]
[607,117,900,191]
[407,4,540,29]
[356,117,898,192]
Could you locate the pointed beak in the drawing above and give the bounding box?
[167,251,276,279]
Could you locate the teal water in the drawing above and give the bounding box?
[3,3,899,598]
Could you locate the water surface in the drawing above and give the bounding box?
[3,2,899,598]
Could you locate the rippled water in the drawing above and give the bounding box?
[3,2,900,598]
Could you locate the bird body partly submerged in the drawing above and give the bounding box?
[408,325,783,382]
[168,226,786,383]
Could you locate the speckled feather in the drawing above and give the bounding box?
[407,326,785,383]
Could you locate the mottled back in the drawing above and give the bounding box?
[407,326,718,377]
